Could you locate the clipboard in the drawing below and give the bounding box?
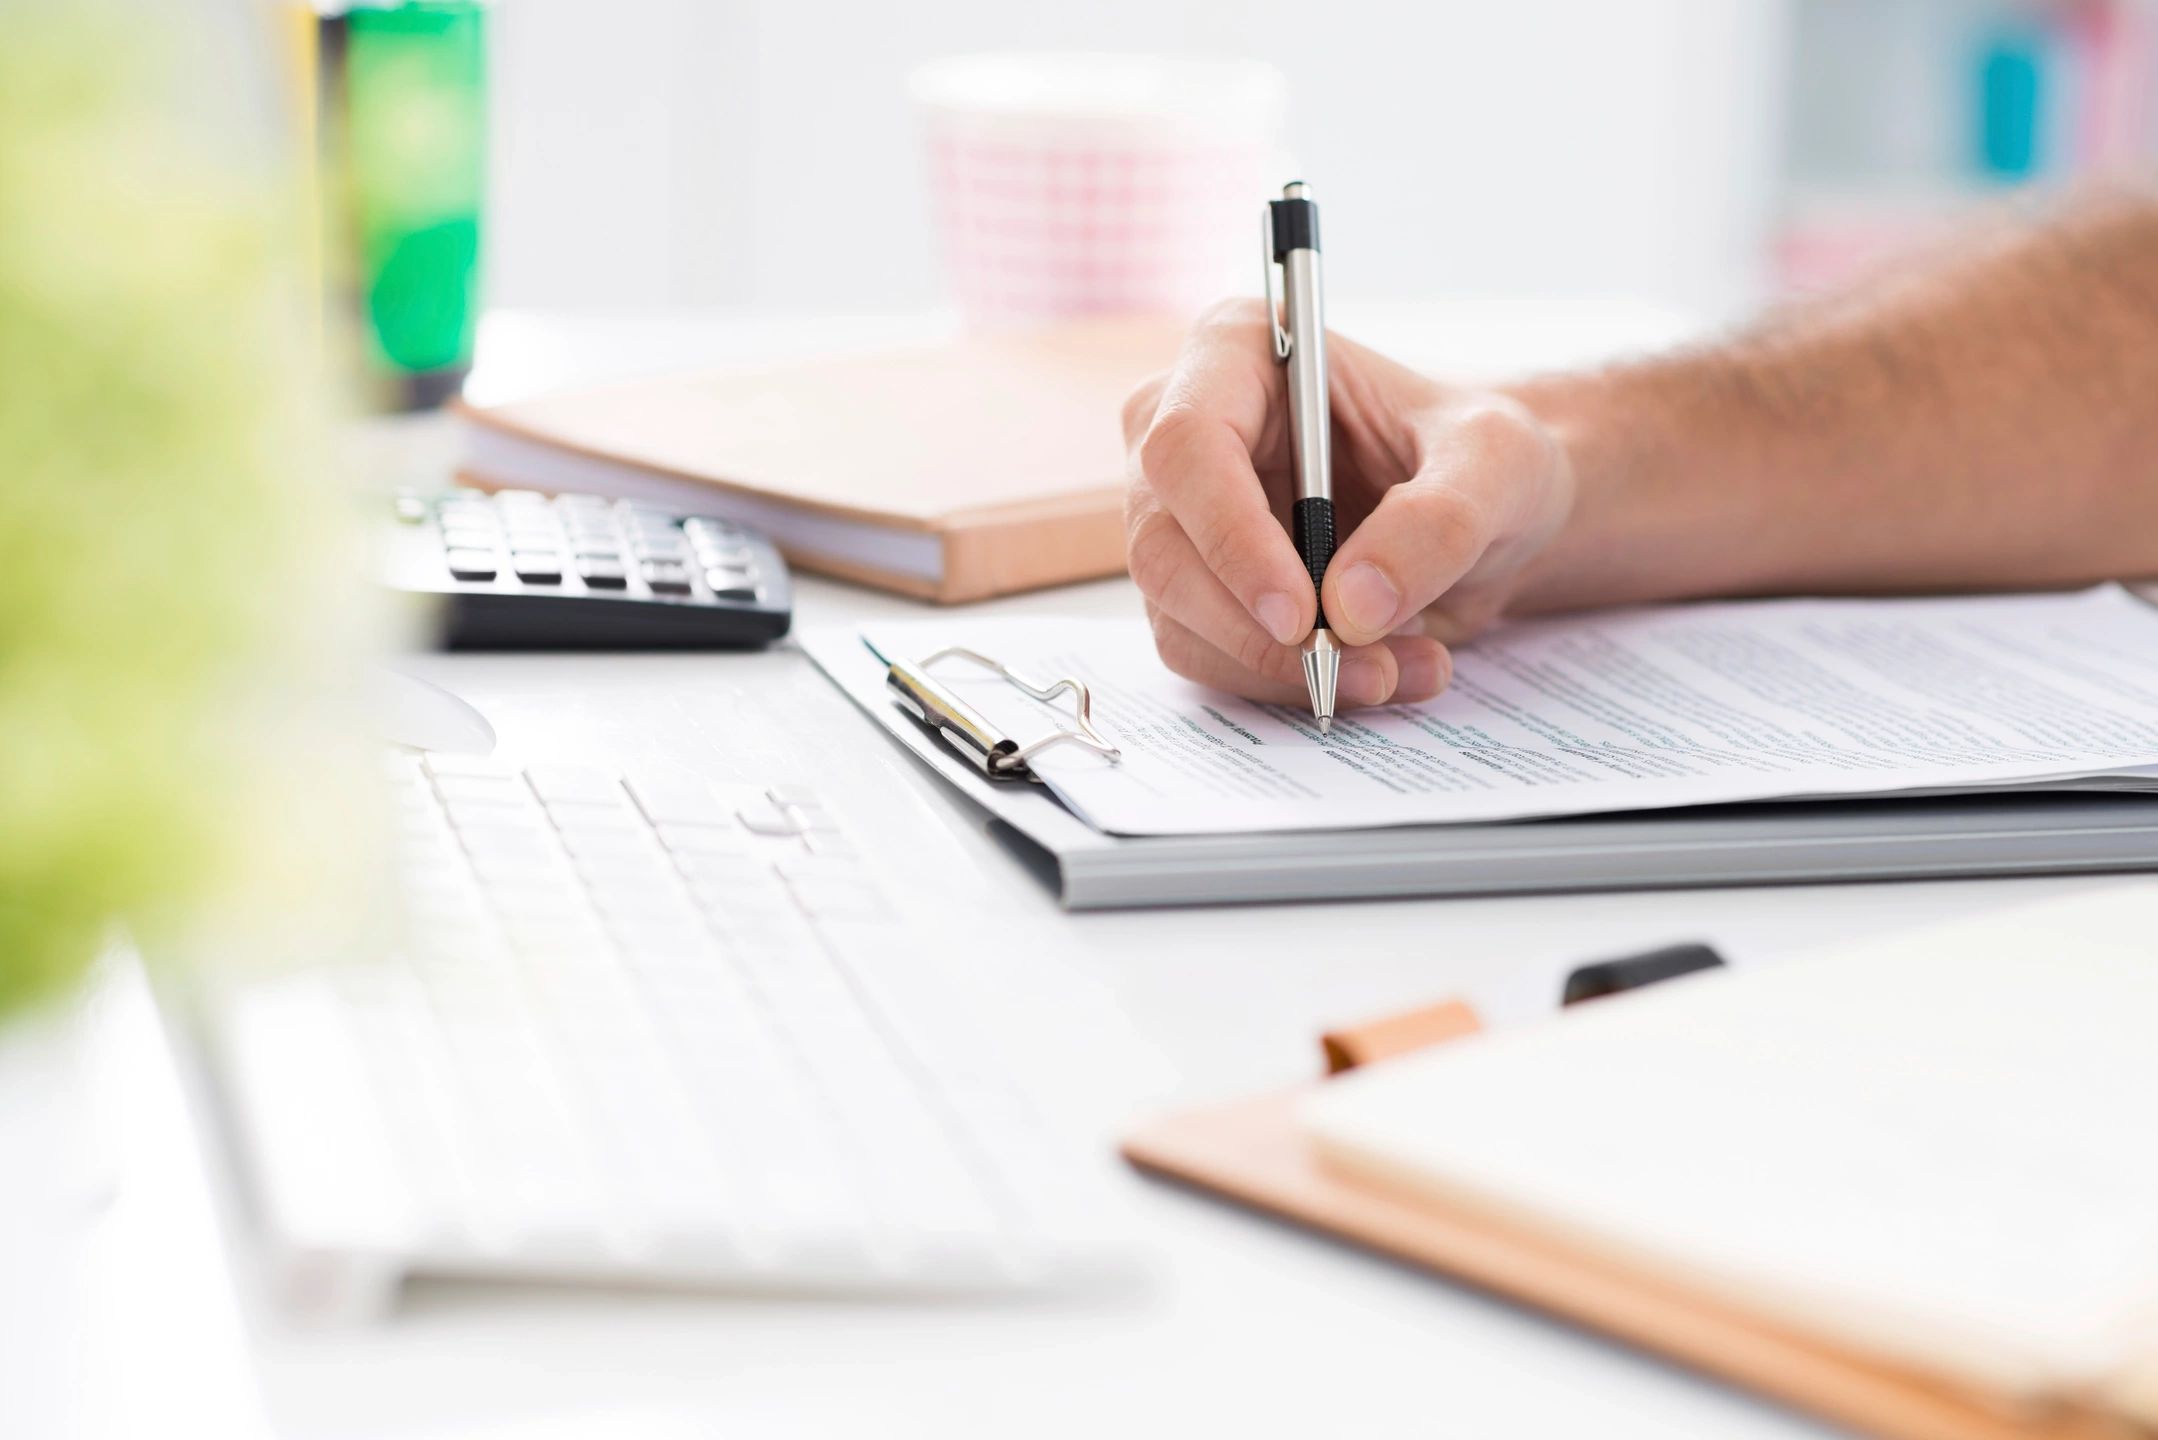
[805,625,2158,912]
[1120,1005,2129,1440]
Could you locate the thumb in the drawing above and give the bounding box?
[1321,403,1553,647]
[1322,475,1496,647]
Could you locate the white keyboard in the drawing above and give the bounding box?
[206,752,1133,1319]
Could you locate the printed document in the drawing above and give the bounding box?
[859,586,2158,836]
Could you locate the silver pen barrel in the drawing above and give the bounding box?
[1279,183,1331,507]
[1267,180,1339,731]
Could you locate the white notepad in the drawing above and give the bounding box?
[858,586,2158,837]
[1301,885,2158,1409]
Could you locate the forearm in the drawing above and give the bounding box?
[1509,189,2158,613]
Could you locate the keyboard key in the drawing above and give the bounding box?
[523,765,623,805]
[735,799,802,836]
[770,787,840,833]
[558,826,658,860]
[673,849,769,885]
[658,824,755,856]
[446,548,499,581]
[626,773,728,827]
[455,813,555,848]
[547,799,642,832]
[786,876,889,920]
[429,777,530,811]
[788,807,843,836]
[424,754,520,779]
[433,774,535,807]
[467,849,569,886]
[640,560,692,595]
[681,877,792,927]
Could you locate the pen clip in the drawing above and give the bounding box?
[1261,208,1292,363]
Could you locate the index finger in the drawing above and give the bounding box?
[1133,303,1315,648]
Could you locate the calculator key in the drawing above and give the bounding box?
[446,548,499,580]
[632,536,687,561]
[576,555,628,589]
[705,569,758,601]
[694,541,756,569]
[640,560,692,594]
[683,517,743,542]
[394,493,429,524]
[512,552,564,583]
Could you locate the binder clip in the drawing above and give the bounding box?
[876,642,1121,783]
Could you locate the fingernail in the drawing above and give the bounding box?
[1337,563,1401,636]
[1341,656,1389,706]
[1394,647,1446,701]
[1254,591,1301,646]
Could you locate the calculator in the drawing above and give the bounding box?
[384,487,793,649]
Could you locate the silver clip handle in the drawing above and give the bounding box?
[920,646,1122,773]
[1261,208,1292,363]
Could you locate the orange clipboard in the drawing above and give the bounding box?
[1119,1002,2125,1440]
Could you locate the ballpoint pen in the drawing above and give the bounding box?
[1263,180,1338,732]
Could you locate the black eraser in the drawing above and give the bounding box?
[1561,943,1727,1006]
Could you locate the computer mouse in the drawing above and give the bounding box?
[371,668,497,755]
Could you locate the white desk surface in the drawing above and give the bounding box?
[16,305,2134,1440]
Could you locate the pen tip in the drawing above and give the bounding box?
[1318,716,1332,735]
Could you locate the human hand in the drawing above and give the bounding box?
[1122,300,1576,708]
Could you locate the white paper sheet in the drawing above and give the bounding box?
[860,586,2158,836]
[1301,884,2158,1397]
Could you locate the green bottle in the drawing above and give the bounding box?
[323,2,486,409]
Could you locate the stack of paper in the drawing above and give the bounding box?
[856,586,2158,836]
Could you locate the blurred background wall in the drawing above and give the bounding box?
[485,0,1790,320]
[482,0,2157,322]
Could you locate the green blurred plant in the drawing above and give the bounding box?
[0,10,353,1019]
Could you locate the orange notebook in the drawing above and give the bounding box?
[454,316,1182,603]
[1124,889,2158,1440]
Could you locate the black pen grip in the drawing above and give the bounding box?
[1292,496,1335,629]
